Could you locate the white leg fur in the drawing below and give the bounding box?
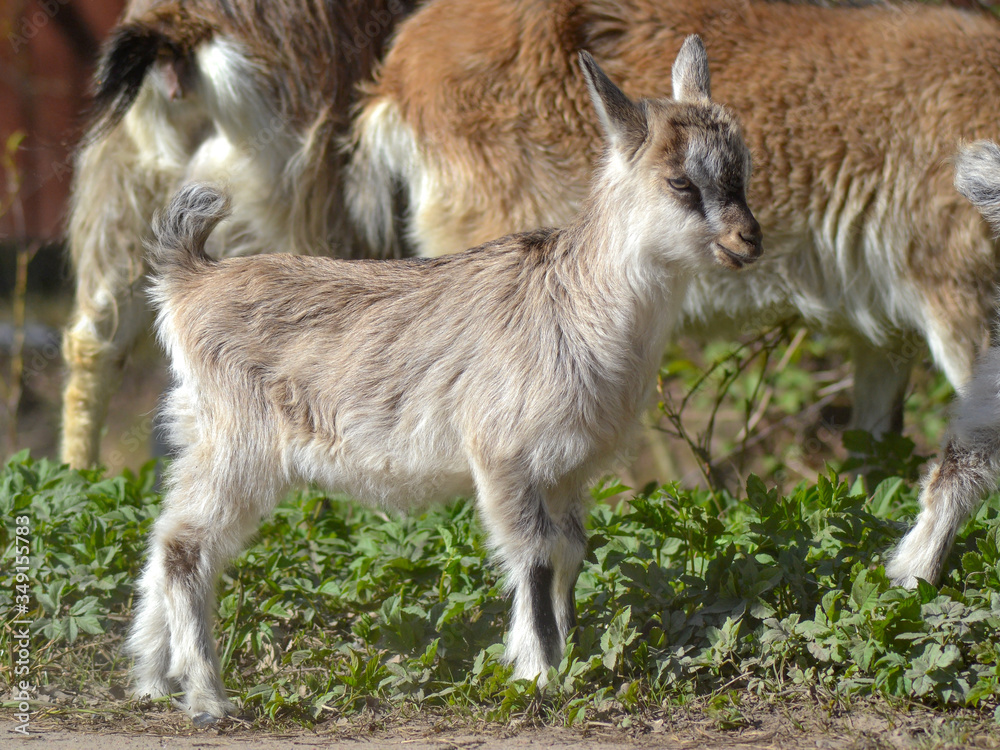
[474,478,561,684]
[129,449,281,721]
[509,513,588,682]
[886,440,999,587]
[887,346,1000,587]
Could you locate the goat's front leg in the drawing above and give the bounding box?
[551,502,587,648]
[508,558,562,681]
[475,477,568,683]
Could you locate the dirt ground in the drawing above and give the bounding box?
[4,698,1000,750]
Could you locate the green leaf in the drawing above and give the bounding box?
[851,569,885,612]
[868,477,904,517]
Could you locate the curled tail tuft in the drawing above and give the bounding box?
[955,140,1000,235]
[148,184,231,276]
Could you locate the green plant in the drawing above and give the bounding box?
[1,448,999,726]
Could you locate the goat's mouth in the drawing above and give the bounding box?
[713,242,759,270]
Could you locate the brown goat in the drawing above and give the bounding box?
[348,0,1000,445]
[63,0,1000,472]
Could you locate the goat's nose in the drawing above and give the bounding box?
[740,221,763,257]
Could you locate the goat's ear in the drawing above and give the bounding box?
[579,50,647,151]
[672,35,711,103]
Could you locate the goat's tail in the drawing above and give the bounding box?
[148,184,231,276]
[955,140,1000,235]
[87,4,215,139]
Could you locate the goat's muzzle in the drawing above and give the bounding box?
[713,216,763,270]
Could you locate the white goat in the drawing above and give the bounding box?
[60,0,418,469]
[888,141,1000,587]
[131,40,762,722]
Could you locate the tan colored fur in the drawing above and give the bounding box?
[66,0,1000,469]
[130,45,761,720]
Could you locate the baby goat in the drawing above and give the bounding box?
[887,141,1000,587]
[132,40,761,722]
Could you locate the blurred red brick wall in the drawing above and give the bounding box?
[0,0,125,243]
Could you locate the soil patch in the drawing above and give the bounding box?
[4,698,999,750]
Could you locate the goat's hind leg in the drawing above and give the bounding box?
[887,348,1000,586]
[849,336,913,439]
[61,118,180,468]
[131,461,267,722]
[129,541,177,702]
[160,523,236,724]
[62,285,151,468]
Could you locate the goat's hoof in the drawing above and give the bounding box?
[885,560,933,590]
[188,696,236,726]
[192,712,221,727]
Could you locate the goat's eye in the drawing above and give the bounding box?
[668,177,692,191]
